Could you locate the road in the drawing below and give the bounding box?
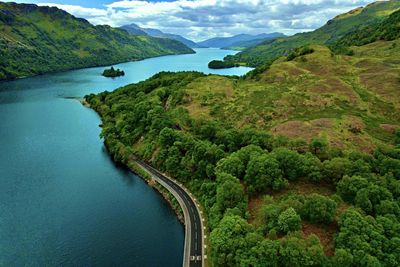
[136,160,204,267]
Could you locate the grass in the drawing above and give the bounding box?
[175,41,400,152]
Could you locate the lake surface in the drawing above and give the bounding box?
[0,49,252,267]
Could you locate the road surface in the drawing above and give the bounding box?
[136,160,204,267]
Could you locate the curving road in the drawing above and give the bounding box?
[135,160,204,267]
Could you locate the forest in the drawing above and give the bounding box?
[86,66,400,265]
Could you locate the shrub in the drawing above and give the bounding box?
[278,207,301,233]
[303,194,337,224]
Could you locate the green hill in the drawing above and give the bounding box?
[223,0,400,67]
[86,33,400,266]
[333,9,400,49]
[0,2,194,80]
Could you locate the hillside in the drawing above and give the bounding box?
[86,31,400,266]
[333,9,400,49]
[0,2,194,80]
[222,35,284,51]
[120,23,201,48]
[223,0,400,67]
[197,32,284,48]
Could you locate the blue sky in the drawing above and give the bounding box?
[7,0,379,41]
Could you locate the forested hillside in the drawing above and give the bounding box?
[0,2,194,80]
[223,0,400,67]
[86,28,400,265]
[83,0,400,265]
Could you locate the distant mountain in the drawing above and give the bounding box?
[197,33,285,48]
[120,23,201,48]
[224,0,400,67]
[118,23,147,35]
[0,3,194,81]
[222,35,286,50]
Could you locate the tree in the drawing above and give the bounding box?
[395,129,400,145]
[331,249,354,267]
[278,208,301,233]
[215,173,246,214]
[354,185,393,214]
[272,148,304,181]
[322,157,353,183]
[159,127,178,147]
[310,137,328,157]
[210,214,253,266]
[301,152,322,182]
[336,209,388,266]
[303,194,337,224]
[216,155,245,179]
[279,235,326,266]
[244,154,286,195]
[337,175,370,202]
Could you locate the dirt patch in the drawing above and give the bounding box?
[380,124,400,134]
[310,78,358,104]
[301,222,336,256]
[272,120,333,142]
[344,115,365,134]
[271,180,335,199]
[311,118,334,128]
[347,134,376,154]
[272,121,319,141]
[248,195,265,226]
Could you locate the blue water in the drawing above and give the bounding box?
[0,49,251,266]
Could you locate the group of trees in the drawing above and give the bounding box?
[86,71,400,266]
[102,66,125,77]
[208,60,240,69]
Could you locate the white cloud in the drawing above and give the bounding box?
[37,0,379,41]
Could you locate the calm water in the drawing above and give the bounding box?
[0,49,252,267]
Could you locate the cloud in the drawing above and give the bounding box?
[37,0,379,41]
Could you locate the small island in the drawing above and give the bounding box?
[102,67,125,78]
[208,60,239,69]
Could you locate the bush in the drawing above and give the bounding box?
[278,208,301,233]
[303,194,337,224]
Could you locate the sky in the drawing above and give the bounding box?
[7,0,380,41]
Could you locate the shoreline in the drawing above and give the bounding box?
[126,160,185,225]
[82,98,184,224]
[0,50,196,83]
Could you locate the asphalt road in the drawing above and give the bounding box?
[136,160,204,267]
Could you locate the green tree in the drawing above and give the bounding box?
[337,175,369,202]
[215,172,246,214]
[210,214,253,266]
[279,235,326,266]
[216,155,245,179]
[278,207,301,233]
[331,249,354,267]
[303,194,337,224]
[310,137,328,157]
[272,148,304,181]
[245,154,286,195]
[322,157,353,183]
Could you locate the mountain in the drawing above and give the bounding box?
[0,3,194,81]
[222,37,282,51]
[120,23,201,48]
[223,0,400,67]
[197,32,285,48]
[118,23,147,35]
